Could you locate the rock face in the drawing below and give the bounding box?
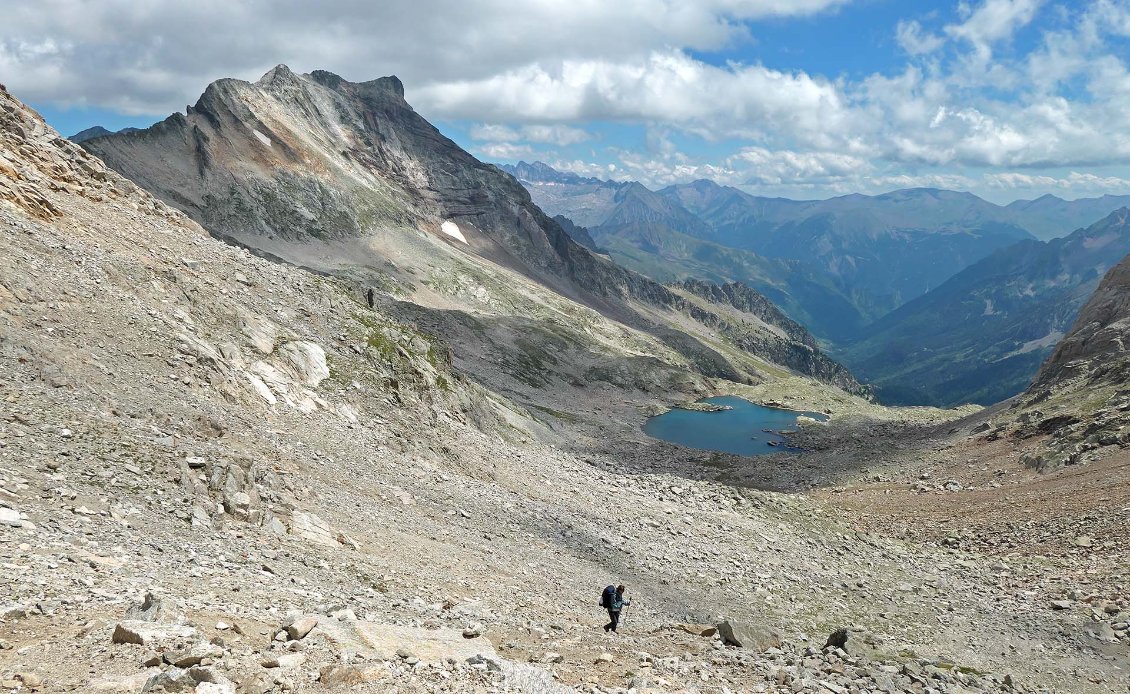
[1007,252,1130,468]
[81,66,861,393]
[1032,252,1130,389]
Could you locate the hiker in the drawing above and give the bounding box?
[600,584,630,632]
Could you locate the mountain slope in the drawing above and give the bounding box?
[508,166,863,340]
[659,182,1036,319]
[837,210,1130,406]
[1003,252,1130,469]
[81,66,867,399]
[4,84,1126,694]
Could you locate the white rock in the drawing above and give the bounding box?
[111,621,198,645]
[0,507,21,527]
[279,341,330,387]
[261,652,306,668]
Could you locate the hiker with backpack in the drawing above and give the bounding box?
[600,584,630,632]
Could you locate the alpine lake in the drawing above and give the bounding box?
[643,395,828,456]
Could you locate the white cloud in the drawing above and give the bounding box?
[896,20,946,55]
[469,123,521,142]
[945,0,1044,58]
[471,123,593,146]
[415,51,852,147]
[985,170,1130,190]
[520,125,592,146]
[0,0,850,113]
[730,147,870,184]
[6,0,1130,201]
[474,142,536,160]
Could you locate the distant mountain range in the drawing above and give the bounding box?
[837,208,1130,406]
[500,161,1130,405]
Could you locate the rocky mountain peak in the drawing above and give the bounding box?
[366,74,405,99]
[77,70,867,394]
[256,63,300,87]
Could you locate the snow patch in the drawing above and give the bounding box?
[441,220,467,244]
[252,129,272,147]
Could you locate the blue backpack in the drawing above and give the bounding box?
[600,585,616,608]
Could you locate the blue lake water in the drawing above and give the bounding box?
[642,396,827,456]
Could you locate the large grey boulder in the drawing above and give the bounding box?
[124,593,180,623]
[825,627,881,660]
[716,620,782,651]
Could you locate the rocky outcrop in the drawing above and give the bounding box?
[1032,250,1130,390]
[0,85,166,221]
[1009,252,1130,469]
[676,279,814,346]
[552,214,602,252]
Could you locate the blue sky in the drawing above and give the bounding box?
[9,0,1130,203]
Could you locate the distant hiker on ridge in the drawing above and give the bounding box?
[600,584,630,632]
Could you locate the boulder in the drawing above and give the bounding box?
[290,511,341,547]
[14,672,42,689]
[1084,621,1119,643]
[143,666,232,693]
[467,653,502,671]
[124,592,179,623]
[111,621,197,646]
[163,641,224,667]
[319,665,389,686]
[285,616,318,640]
[0,507,21,527]
[261,652,306,669]
[316,620,497,665]
[825,627,880,660]
[141,667,196,693]
[716,620,782,651]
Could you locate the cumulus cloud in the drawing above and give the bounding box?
[729,147,870,184]
[896,20,946,55]
[985,170,1130,190]
[5,0,1130,200]
[945,0,1044,58]
[474,142,536,160]
[415,51,852,147]
[470,123,592,146]
[0,0,849,113]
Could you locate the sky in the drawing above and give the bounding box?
[6,0,1130,203]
